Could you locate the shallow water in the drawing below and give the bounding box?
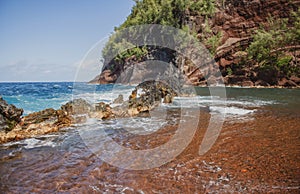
[0,83,299,193]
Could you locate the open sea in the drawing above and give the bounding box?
[0,82,299,193]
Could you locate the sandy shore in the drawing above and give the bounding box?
[84,108,300,193]
[0,107,299,193]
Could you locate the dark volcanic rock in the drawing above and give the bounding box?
[0,97,23,131]
[127,81,177,116]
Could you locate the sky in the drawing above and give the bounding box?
[0,0,135,82]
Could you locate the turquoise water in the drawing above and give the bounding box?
[0,82,299,117]
[0,82,134,115]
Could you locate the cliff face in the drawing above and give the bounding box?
[200,0,299,87]
[91,0,300,87]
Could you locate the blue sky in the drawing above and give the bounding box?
[0,0,135,82]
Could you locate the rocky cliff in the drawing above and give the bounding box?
[90,0,300,87]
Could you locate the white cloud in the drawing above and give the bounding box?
[0,60,78,82]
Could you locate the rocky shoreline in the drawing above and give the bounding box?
[0,81,177,144]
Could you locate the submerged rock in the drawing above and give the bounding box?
[0,97,23,131]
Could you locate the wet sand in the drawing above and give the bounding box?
[0,108,299,193]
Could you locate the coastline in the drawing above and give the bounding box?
[1,82,299,144]
[88,82,300,89]
[195,85,300,89]
[0,107,299,192]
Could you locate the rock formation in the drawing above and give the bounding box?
[0,98,93,143]
[0,82,177,143]
[0,96,23,131]
[90,0,300,87]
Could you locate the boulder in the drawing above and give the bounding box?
[90,102,113,119]
[290,76,300,85]
[55,109,72,127]
[241,81,254,87]
[126,81,177,116]
[61,98,93,115]
[113,94,124,104]
[0,97,23,131]
[111,102,130,118]
[278,78,298,87]
[254,80,270,87]
[163,94,173,104]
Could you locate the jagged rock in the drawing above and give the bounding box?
[0,107,71,144]
[113,94,124,104]
[278,78,298,87]
[61,98,94,115]
[0,97,23,131]
[22,108,57,128]
[0,81,177,143]
[255,80,270,87]
[290,76,300,85]
[55,109,72,128]
[242,81,254,87]
[111,102,130,118]
[21,107,74,129]
[0,99,92,144]
[163,94,173,104]
[126,81,177,116]
[90,102,113,119]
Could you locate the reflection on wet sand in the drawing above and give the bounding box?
[0,108,299,193]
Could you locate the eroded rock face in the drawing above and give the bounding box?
[0,97,23,131]
[90,0,299,87]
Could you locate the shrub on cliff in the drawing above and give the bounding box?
[247,10,300,77]
[102,0,216,66]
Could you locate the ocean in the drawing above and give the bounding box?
[1,82,297,116]
[0,82,299,192]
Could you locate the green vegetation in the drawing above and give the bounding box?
[102,0,217,65]
[118,0,215,30]
[226,67,233,76]
[206,31,222,55]
[247,10,300,77]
